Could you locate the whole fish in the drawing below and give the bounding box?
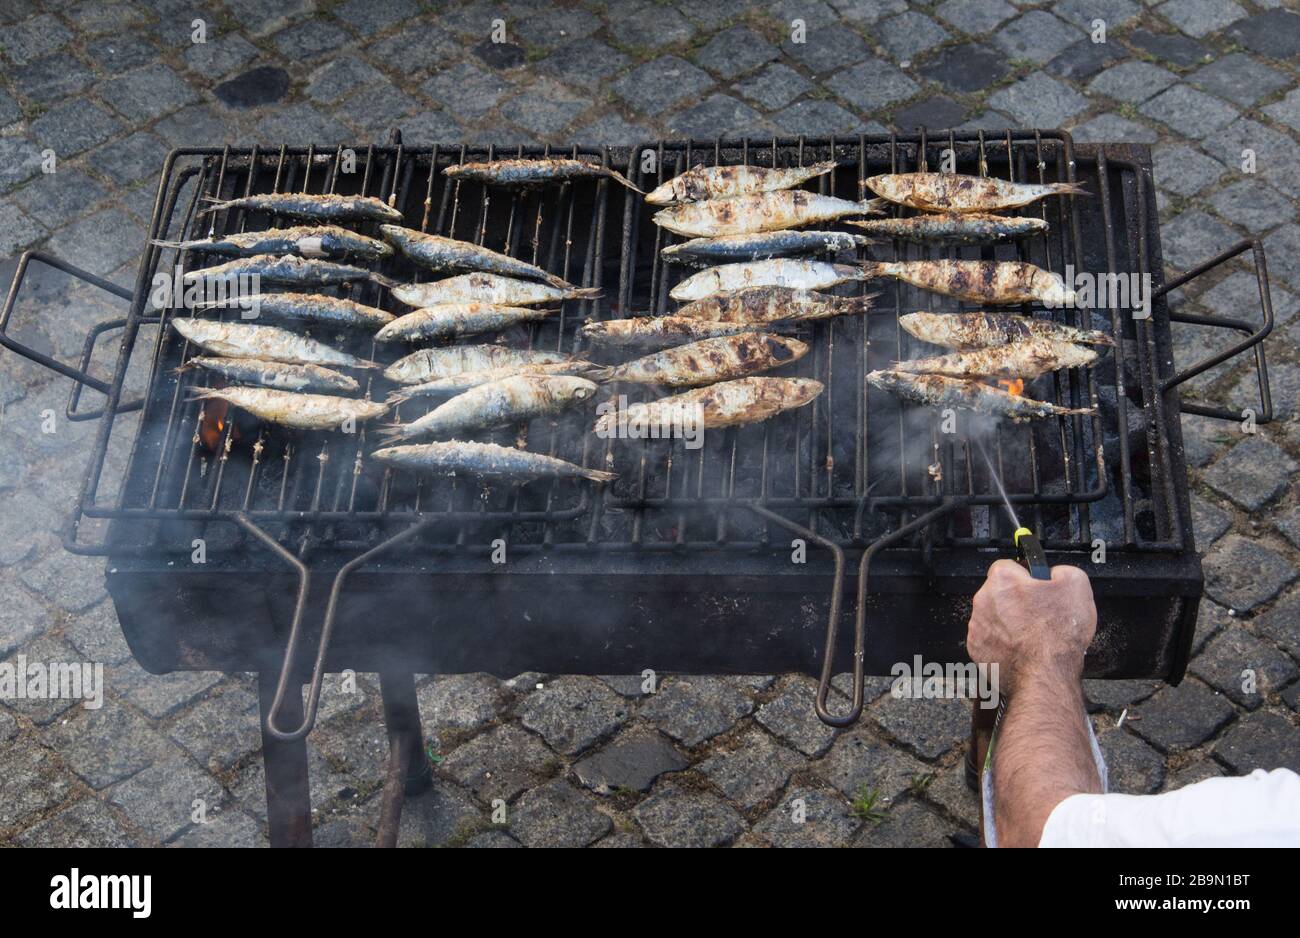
[381,375,598,442]
[153,225,393,262]
[893,339,1099,381]
[645,160,838,205]
[375,303,557,343]
[676,287,875,323]
[862,260,1076,306]
[605,333,808,387]
[181,356,360,394]
[866,370,1094,420]
[199,192,404,223]
[191,386,388,430]
[865,172,1087,213]
[579,316,762,350]
[392,273,599,308]
[594,377,824,436]
[193,292,395,330]
[170,318,376,369]
[380,225,570,287]
[389,360,603,401]
[899,311,1116,350]
[183,255,395,290]
[662,230,871,266]
[372,440,615,482]
[653,190,884,237]
[444,158,642,194]
[383,345,572,385]
[669,259,869,302]
[847,213,1047,244]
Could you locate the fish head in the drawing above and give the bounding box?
[379,224,406,243]
[762,334,809,365]
[554,376,600,403]
[788,378,826,405]
[377,202,406,223]
[644,181,676,205]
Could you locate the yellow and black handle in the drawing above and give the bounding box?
[1013,527,1051,581]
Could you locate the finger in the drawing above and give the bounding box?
[987,558,1030,582]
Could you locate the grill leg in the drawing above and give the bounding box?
[374,673,433,848]
[259,672,313,848]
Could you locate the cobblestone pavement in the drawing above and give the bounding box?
[1,0,1298,847]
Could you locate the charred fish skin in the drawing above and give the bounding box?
[866,369,1094,420]
[652,190,885,238]
[194,292,395,330]
[170,317,376,369]
[379,225,570,288]
[382,345,571,385]
[199,192,404,224]
[443,158,643,194]
[392,273,600,308]
[606,333,809,387]
[675,287,875,323]
[389,360,602,401]
[645,160,838,205]
[893,339,1100,381]
[662,230,871,266]
[594,376,824,435]
[899,311,1116,350]
[847,213,1048,244]
[864,259,1077,306]
[182,255,394,290]
[375,303,557,343]
[153,225,393,262]
[579,316,761,350]
[382,374,598,442]
[182,356,360,394]
[669,259,869,302]
[372,440,615,483]
[865,172,1088,214]
[191,386,388,430]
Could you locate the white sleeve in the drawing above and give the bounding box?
[1038,768,1300,847]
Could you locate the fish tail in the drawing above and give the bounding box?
[1050,181,1090,198]
[354,358,383,371]
[185,386,223,404]
[369,271,400,289]
[584,364,616,383]
[808,159,840,175]
[152,238,196,250]
[858,198,888,215]
[859,261,887,281]
[579,466,617,483]
[566,286,603,300]
[375,423,408,444]
[542,272,574,289]
[196,196,230,215]
[386,388,415,405]
[602,167,645,195]
[1062,404,1097,416]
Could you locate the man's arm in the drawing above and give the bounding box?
[967,560,1102,847]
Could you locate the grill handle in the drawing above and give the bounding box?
[0,249,145,419]
[1157,239,1273,424]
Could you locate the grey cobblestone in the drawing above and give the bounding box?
[519,676,628,755]
[991,11,1082,64]
[1130,679,1236,752]
[105,754,223,842]
[1156,0,1246,40]
[754,786,859,847]
[855,797,953,847]
[632,780,745,847]
[1191,627,1299,709]
[572,728,687,794]
[755,675,840,757]
[1203,535,1297,613]
[17,797,135,847]
[1213,708,1300,772]
[509,779,611,847]
[440,724,556,803]
[1202,436,1296,512]
[698,727,803,809]
[639,676,753,747]
[987,72,1088,127]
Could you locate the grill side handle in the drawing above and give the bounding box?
[0,249,145,420]
[1157,239,1273,424]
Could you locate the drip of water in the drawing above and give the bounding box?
[975,436,1020,531]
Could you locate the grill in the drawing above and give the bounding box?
[1,128,1276,847]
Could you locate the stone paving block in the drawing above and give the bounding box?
[1278,510,1300,555]
[1203,436,1295,512]
[1053,0,1141,29]
[1225,9,1300,60]
[1190,54,1290,107]
[167,683,262,773]
[1203,120,1300,195]
[1094,722,1165,793]
[1162,754,1226,791]
[270,18,349,60]
[854,797,953,847]
[1156,0,1246,39]
[10,51,98,105]
[515,6,601,48]
[1203,535,1297,613]
[30,99,125,158]
[85,34,158,74]
[109,659,222,720]
[44,702,177,789]
[0,736,73,829]
[1207,180,1293,233]
[17,797,135,847]
[1087,61,1178,104]
[519,675,628,755]
[605,1,696,50]
[0,202,46,257]
[697,727,803,810]
[182,32,259,79]
[597,675,649,698]
[43,207,145,277]
[232,743,347,821]
[1084,678,1161,713]
[0,136,47,196]
[754,675,840,757]
[1045,38,1123,82]
[935,0,1016,35]
[782,25,871,75]
[154,104,240,147]
[812,728,928,805]
[464,830,522,848]
[769,99,878,136]
[754,785,860,847]
[499,79,591,137]
[1191,627,1298,709]
[1188,493,1231,550]
[1069,114,1158,145]
[991,11,1083,64]
[1128,28,1211,69]
[674,0,752,29]
[537,40,629,90]
[312,717,388,789]
[1261,225,1300,292]
[170,808,265,847]
[396,779,484,847]
[876,12,951,61]
[987,72,1088,127]
[572,728,688,794]
[1130,679,1236,752]
[417,672,507,741]
[1284,681,1300,714]
[666,94,765,138]
[1159,209,1239,272]
[9,169,108,231]
[0,12,73,65]
[917,43,1010,93]
[392,109,464,144]
[694,25,778,80]
[100,64,201,123]
[767,0,839,29]
[611,55,713,116]
[919,760,979,831]
[632,780,745,847]
[0,580,45,658]
[509,779,611,847]
[366,22,461,75]
[89,131,167,188]
[251,103,350,144]
[1255,592,1300,660]
[1,633,91,725]
[338,85,423,142]
[869,692,970,761]
[825,0,906,26]
[222,0,313,38]
[893,96,968,132]
[1212,708,1300,772]
[105,754,224,842]
[825,57,918,112]
[1193,598,1233,658]
[571,113,655,145]
[0,710,16,742]
[439,724,557,803]
[638,676,753,747]
[1139,84,1239,137]
[305,56,387,105]
[18,547,108,615]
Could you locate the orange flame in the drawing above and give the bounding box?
[996,378,1025,397]
[200,400,236,451]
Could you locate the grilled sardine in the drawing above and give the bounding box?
[183,255,394,289]
[579,316,761,350]
[389,360,602,401]
[444,158,642,194]
[670,259,870,302]
[191,386,387,430]
[662,230,870,267]
[193,292,395,330]
[865,172,1087,213]
[867,370,1094,421]
[653,190,884,238]
[199,192,404,223]
[645,160,838,205]
[380,225,570,287]
[863,260,1076,306]
[675,287,875,323]
[899,311,1116,350]
[847,213,1047,244]
[381,374,597,442]
[383,345,572,385]
[392,273,599,308]
[154,225,393,262]
[594,377,824,435]
[376,303,557,342]
[894,339,1099,381]
[181,356,360,394]
[605,333,808,387]
[171,318,376,369]
[372,440,615,482]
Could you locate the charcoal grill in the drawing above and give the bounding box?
[0,128,1275,847]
